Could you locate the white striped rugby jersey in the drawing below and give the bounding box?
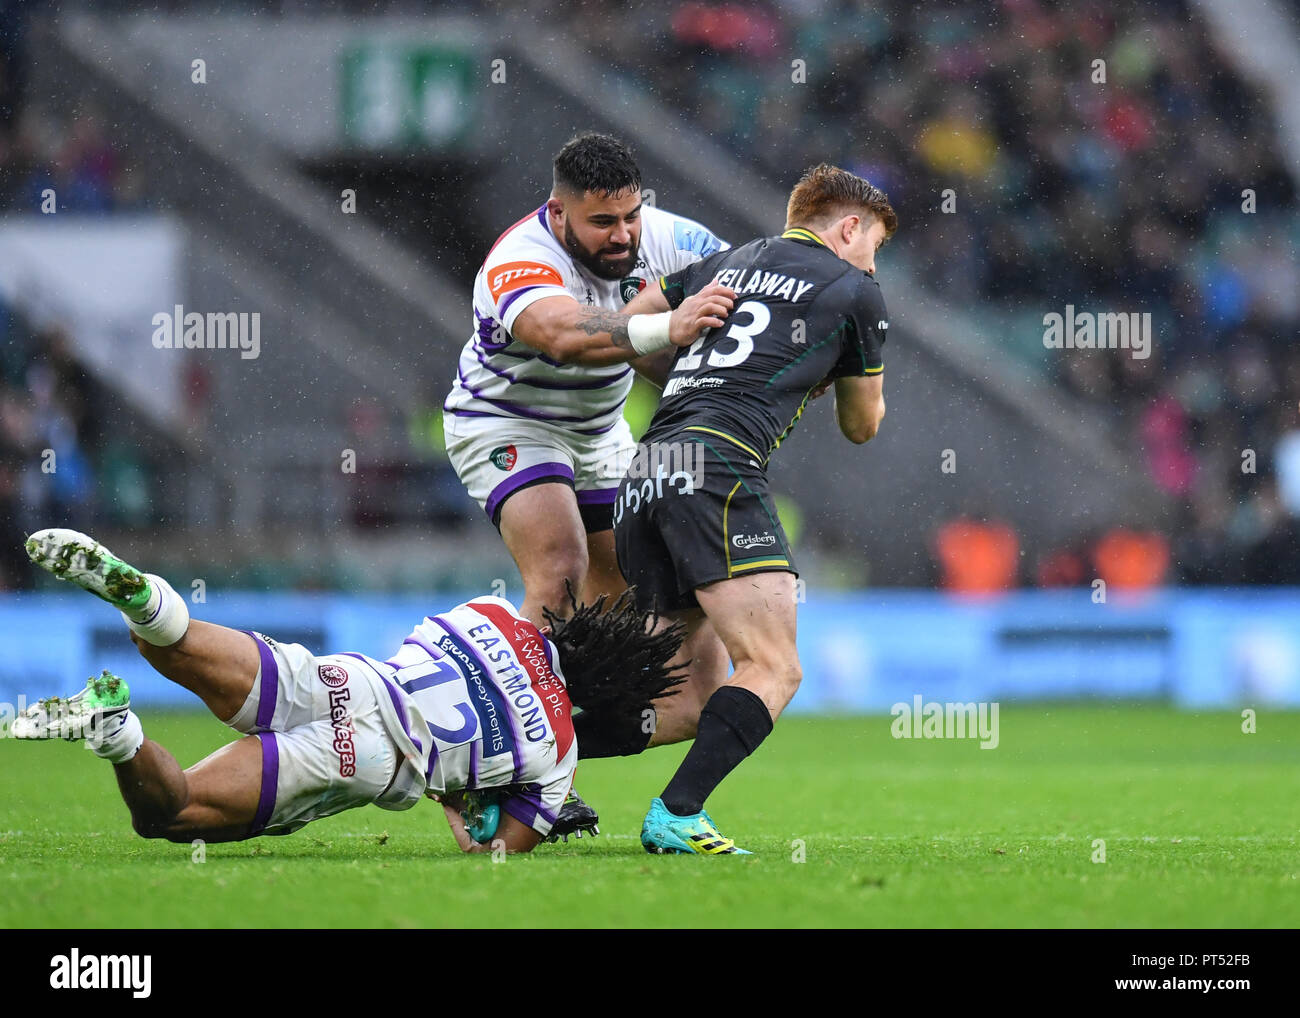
[444,203,727,438]
[341,596,576,837]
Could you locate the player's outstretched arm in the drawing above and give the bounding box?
[833,374,886,443]
[510,284,734,367]
[440,799,544,854]
[625,285,677,386]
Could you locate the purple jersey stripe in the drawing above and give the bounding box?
[338,652,425,758]
[465,743,478,790]
[502,785,559,831]
[436,614,527,784]
[454,365,625,424]
[472,344,517,384]
[485,461,575,521]
[527,789,560,824]
[245,631,278,731]
[475,311,509,351]
[403,631,444,660]
[440,406,623,437]
[248,732,279,836]
[499,283,563,322]
[572,420,622,435]
[489,346,568,368]
[465,348,630,390]
[389,664,454,695]
[472,342,632,392]
[576,487,619,505]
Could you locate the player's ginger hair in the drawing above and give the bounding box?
[785,163,898,238]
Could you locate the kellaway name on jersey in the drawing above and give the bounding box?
[712,267,816,304]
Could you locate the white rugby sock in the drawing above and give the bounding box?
[119,572,163,623]
[89,709,144,764]
[121,574,190,647]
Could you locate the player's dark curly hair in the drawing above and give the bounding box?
[543,583,687,717]
[553,132,641,198]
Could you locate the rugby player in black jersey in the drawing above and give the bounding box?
[599,164,897,853]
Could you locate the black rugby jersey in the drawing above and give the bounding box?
[647,227,888,463]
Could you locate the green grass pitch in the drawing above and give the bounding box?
[2,706,1298,928]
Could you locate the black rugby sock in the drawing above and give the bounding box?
[661,685,773,817]
[573,708,653,760]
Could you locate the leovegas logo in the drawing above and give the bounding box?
[488,261,563,300]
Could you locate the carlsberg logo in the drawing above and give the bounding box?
[50,949,151,998]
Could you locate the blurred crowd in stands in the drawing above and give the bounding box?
[0,7,152,589]
[557,0,1300,590]
[0,317,105,590]
[3,0,1299,589]
[0,13,140,215]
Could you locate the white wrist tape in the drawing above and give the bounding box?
[627,311,673,356]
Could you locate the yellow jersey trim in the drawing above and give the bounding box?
[722,481,743,575]
[684,426,764,464]
[781,227,827,247]
[731,557,790,574]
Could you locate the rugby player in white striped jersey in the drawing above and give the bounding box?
[13,529,685,853]
[443,132,734,838]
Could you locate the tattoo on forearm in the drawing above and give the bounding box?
[574,308,633,349]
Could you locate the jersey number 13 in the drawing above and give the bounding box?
[674,300,770,371]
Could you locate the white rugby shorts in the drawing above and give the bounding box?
[226,632,424,836]
[443,412,636,531]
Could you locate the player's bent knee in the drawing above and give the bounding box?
[745,648,802,705]
[768,659,802,707]
[552,545,590,584]
[130,812,178,840]
[528,546,589,604]
[753,644,800,679]
[135,817,246,845]
[670,708,701,742]
[128,797,201,840]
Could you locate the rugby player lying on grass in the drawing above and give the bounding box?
[12,529,684,853]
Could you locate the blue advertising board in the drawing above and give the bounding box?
[1,588,1297,714]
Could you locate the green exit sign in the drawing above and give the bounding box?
[341,43,476,150]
